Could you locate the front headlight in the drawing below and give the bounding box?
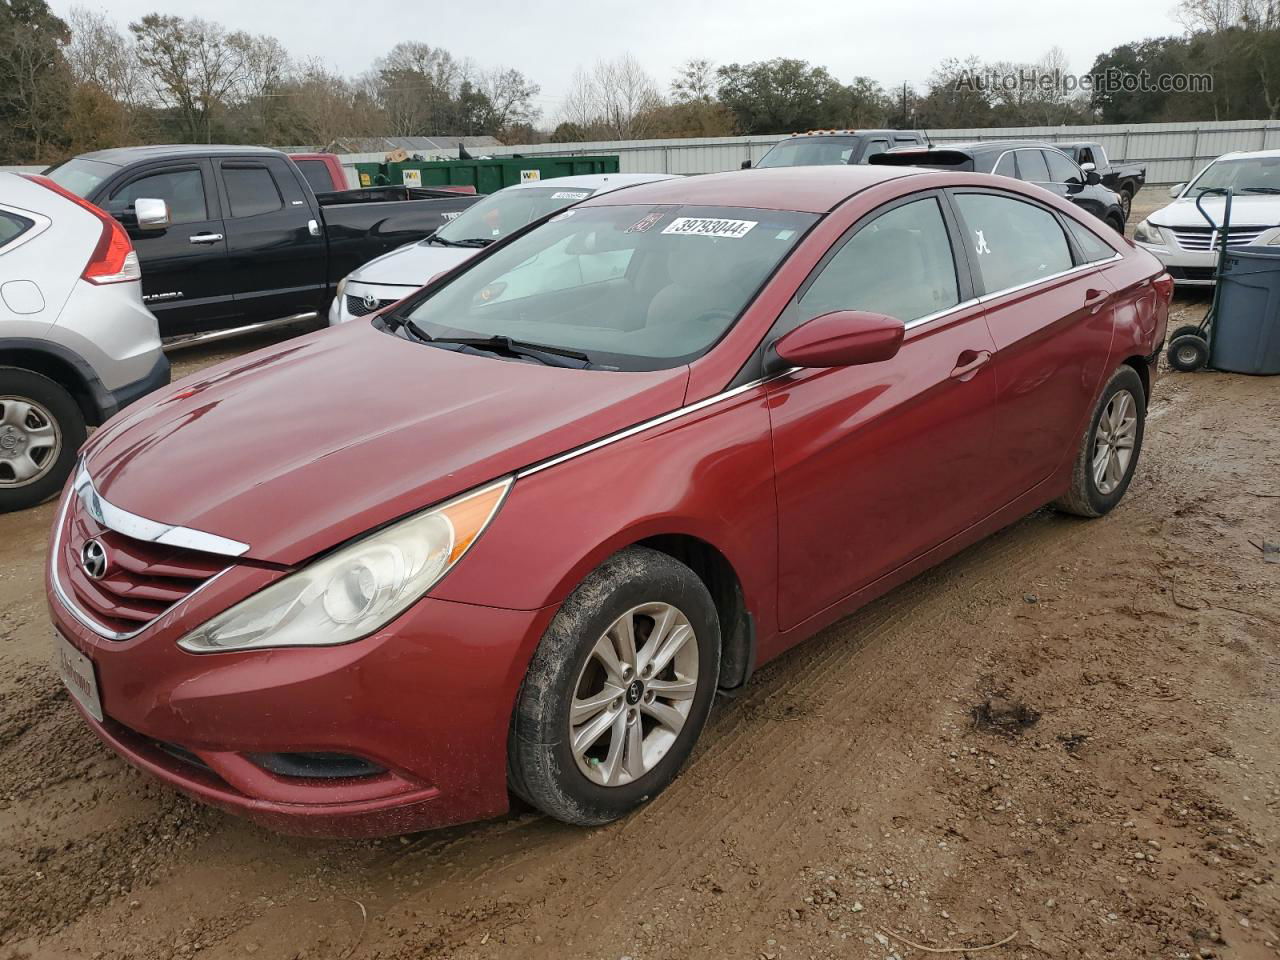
[1133,220,1166,245]
[178,478,512,653]
[335,275,350,301]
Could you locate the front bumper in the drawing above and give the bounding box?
[47,548,558,837]
[328,281,415,327]
[1133,241,1218,285]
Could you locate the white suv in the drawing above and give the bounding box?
[0,173,169,512]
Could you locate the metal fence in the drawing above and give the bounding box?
[417,119,1280,185]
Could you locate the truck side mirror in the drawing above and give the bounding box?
[741,160,752,170]
[134,197,171,230]
[1079,161,1096,172]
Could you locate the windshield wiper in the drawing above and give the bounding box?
[424,234,469,247]
[452,237,494,247]
[1241,186,1280,194]
[427,335,591,368]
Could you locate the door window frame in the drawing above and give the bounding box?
[105,161,218,226]
[216,160,287,219]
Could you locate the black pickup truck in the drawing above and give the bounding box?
[1053,142,1146,221]
[43,145,480,341]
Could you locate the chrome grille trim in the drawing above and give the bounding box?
[1169,225,1267,251]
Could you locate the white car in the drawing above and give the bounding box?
[1134,149,1280,285]
[0,173,169,511]
[329,173,680,325]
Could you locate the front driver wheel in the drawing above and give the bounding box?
[508,546,720,825]
[1052,365,1146,518]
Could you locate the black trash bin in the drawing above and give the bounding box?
[1212,245,1280,375]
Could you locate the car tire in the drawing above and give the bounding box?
[508,546,721,826]
[1167,333,1210,372]
[0,367,85,514]
[1107,213,1126,234]
[1052,365,1146,519]
[1120,188,1133,222]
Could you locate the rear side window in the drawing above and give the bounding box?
[799,196,960,323]
[1014,150,1050,182]
[861,140,891,161]
[1044,150,1081,184]
[109,168,208,225]
[0,210,33,249]
[294,159,334,193]
[993,153,1016,177]
[954,193,1073,293]
[1065,217,1117,262]
[223,165,283,218]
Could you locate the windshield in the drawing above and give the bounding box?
[399,204,817,371]
[431,185,598,245]
[1186,156,1280,195]
[756,137,860,168]
[43,158,118,198]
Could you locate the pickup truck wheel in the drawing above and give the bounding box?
[1052,365,1145,518]
[1120,188,1133,222]
[1106,213,1126,235]
[0,368,85,513]
[508,546,720,826]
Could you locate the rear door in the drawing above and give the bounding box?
[102,160,233,336]
[215,157,326,324]
[858,138,891,163]
[767,191,999,629]
[949,188,1117,508]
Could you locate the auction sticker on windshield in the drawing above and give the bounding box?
[54,632,103,721]
[662,217,757,238]
[551,191,590,199]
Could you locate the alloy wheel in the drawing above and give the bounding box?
[1092,390,1137,495]
[0,396,62,488]
[569,602,699,787]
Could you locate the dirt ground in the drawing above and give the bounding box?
[1,187,1277,960]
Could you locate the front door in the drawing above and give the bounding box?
[768,192,999,630]
[216,157,326,324]
[949,188,1117,508]
[103,160,234,336]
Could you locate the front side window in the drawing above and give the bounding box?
[798,196,960,323]
[861,140,891,161]
[1044,150,1082,184]
[756,137,859,168]
[400,204,817,370]
[1077,146,1096,166]
[431,186,598,246]
[1014,150,1050,182]
[0,210,33,249]
[954,193,1073,293]
[109,168,208,225]
[223,165,283,218]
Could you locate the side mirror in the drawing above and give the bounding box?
[1084,169,1102,186]
[772,310,905,369]
[1080,161,1096,172]
[741,160,752,170]
[1169,183,1185,199]
[134,197,170,230]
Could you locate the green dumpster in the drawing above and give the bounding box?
[354,155,620,193]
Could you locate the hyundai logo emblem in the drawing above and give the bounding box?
[81,538,108,580]
[362,293,380,311]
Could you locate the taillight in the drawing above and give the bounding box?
[21,174,141,284]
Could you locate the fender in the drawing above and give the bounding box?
[0,337,116,424]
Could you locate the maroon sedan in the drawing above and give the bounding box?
[47,166,1172,836]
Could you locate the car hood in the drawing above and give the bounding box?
[82,322,689,565]
[348,241,476,287]
[1150,195,1280,229]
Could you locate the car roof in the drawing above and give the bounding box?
[896,140,1058,155]
[1208,148,1280,161]
[502,172,680,194]
[70,144,287,167]
[579,165,925,214]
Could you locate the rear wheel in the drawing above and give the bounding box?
[1053,365,1146,518]
[1107,213,1126,234]
[0,368,85,513]
[509,546,720,826]
[1168,333,1210,372]
[1119,187,1134,222]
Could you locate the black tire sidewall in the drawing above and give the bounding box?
[1082,367,1146,514]
[1168,334,1209,372]
[510,547,720,824]
[0,368,86,513]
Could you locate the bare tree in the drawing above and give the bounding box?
[481,67,541,132]
[559,54,662,140]
[65,7,145,110]
[129,14,248,142]
[671,58,717,103]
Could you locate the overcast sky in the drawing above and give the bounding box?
[53,0,1187,122]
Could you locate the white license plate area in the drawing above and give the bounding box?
[54,632,103,722]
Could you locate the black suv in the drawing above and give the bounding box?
[746,130,928,169]
[870,140,1127,233]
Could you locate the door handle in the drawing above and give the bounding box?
[188,232,224,244]
[307,218,320,238]
[1084,287,1111,311]
[949,349,992,381]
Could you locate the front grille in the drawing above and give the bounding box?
[61,505,228,636]
[346,293,395,317]
[1167,265,1218,281]
[1168,225,1267,251]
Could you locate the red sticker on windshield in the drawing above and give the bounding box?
[626,212,664,234]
